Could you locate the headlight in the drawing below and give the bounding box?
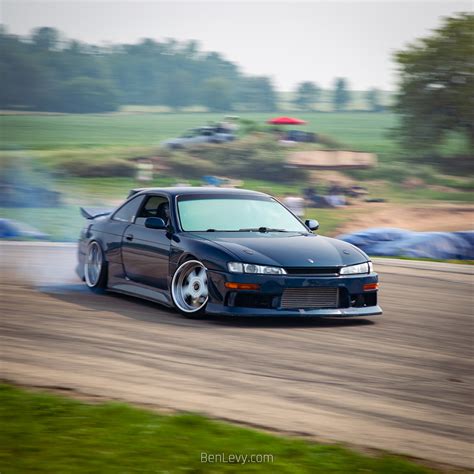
[340,262,372,275]
[227,262,287,275]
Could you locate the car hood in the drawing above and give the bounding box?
[191,232,368,267]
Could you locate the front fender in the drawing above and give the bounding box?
[169,234,237,276]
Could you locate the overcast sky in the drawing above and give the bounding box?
[2,1,470,90]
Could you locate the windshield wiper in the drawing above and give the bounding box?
[204,228,299,233]
[238,227,288,233]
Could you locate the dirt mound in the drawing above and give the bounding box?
[337,203,473,234]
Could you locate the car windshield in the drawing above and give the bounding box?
[177,195,308,233]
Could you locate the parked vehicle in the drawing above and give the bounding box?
[285,130,317,143]
[163,127,235,149]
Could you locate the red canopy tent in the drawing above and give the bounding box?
[267,116,307,125]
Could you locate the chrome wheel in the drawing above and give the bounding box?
[171,260,208,314]
[85,242,103,287]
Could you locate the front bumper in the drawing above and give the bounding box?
[206,270,382,317]
[206,303,382,317]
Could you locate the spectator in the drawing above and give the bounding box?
[283,195,305,218]
[135,157,153,183]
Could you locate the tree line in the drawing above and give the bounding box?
[1,26,385,114]
[293,79,384,112]
[0,26,277,113]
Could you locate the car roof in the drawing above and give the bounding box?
[129,187,269,198]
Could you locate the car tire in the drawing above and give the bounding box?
[84,241,108,292]
[171,259,208,318]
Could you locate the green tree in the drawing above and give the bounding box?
[57,77,119,113]
[201,77,233,111]
[394,13,474,150]
[0,28,58,109]
[238,77,277,111]
[31,27,59,50]
[293,81,320,111]
[163,70,194,110]
[333,77,350,111]
[0,26,278,113]
[366,88,384,112]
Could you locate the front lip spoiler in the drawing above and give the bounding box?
[205,304,383,317]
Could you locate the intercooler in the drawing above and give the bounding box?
[280,287,339,309]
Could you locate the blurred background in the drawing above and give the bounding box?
[0,1,472,258]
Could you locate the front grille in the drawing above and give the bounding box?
[280,287,339,309]
[284,266,340,275]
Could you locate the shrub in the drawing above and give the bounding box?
[57,158,135,177]
[174,136,307,183]
[163,153,218,179]
[316,133,343,149]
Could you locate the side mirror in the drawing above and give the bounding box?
[145,217,167,230]
[305,219,319,231]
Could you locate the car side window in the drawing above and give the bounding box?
[135,195,170,226]
[112,196,143,223]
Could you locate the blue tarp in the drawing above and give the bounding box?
[337,227,474,260]
[0,218,49,239]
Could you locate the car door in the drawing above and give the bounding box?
[121,194,172,290]
[104,195,146,279]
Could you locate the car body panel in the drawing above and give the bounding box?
[190,232,368,268]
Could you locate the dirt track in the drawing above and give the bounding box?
[1,243,473,468]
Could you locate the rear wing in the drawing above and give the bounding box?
[80,207,112,220]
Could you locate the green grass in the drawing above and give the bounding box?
[56,176,202,201]
[304,208,352,236]
[0,206,84,241]
[362,181,474,203]
[0,384,436,474]
[1,112,398,152]
[2,111,469,186]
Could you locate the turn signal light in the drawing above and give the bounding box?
[363,283,379,291]
[225,282,260,290]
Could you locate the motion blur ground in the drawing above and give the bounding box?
[1,242,473,468]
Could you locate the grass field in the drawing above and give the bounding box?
[1,111,471,241]
[0,384,436,474]
[2,111,469,182]
[2,112,397,152]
